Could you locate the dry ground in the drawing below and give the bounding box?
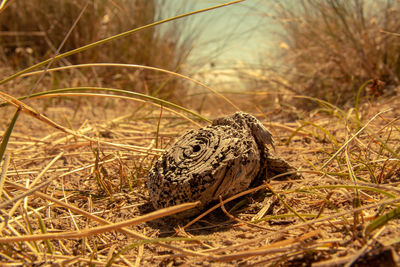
[1,83,400,266]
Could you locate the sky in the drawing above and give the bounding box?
[191,0,268,65]
[161,0,277,70]
[156,0,285,91]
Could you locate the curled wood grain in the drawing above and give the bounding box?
[147,112,298,217]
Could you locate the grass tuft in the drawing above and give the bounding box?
[246,0,400,108]
[1,0,400,265]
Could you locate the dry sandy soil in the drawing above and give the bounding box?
[1,82,400,266]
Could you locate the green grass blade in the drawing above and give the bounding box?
[354,79,373,130]
[285,123,312,146]
[367,129,400,160]
[321,109,391,169]
[37,214,53,254]
[0,154,10,198]
[3,87,211,123]
[0,108,21,164]
[345,146,361,225]
[0,0,243,86]
[20,63,239,110]
[265,183,310,226]
[285,120,338,146]
[155,106,163,149]
[290,185,397,199]
[365,205,400,236]
[293,95,346,121]
[252,213,318,224]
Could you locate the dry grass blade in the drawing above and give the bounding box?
[24,1,88,100]
[1,1,399,265]
[0,0,7,11]
[0,0,244,86]
[380,29,400,37]
[28,91,207,127]
[293,95,346,119]
[286,120,339,146]
[5,181,208,257]
[0,202,199,243]
[0,90,165,154]
[30,152,64,187]
[291,184,398,199]
[265,182,317,232]
[106,236,207,267]
[218,196,272,230]
[203,196,400,264]
[182,171,302,230]
[0,180,52,209]
[0,90,74,133]
[344,227,386,267]
[0,153,10,198]
[321,109,391,169]
[366,128,400,160]
[219,196,400,254]
[212,230,321,262]
[183,183,268,230]
[20,63,240,111]
[365,206,400,236]
[263,1,400,107]
[354,79,373,130]
[155,106,163,149]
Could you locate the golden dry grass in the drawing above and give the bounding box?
[243,0,400,109]
[0,0,400,266]
[0,87,399,265]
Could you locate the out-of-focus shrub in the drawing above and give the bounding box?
[252,0,400,108]
[0,0,195,100]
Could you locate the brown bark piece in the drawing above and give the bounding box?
[147,112,299,217]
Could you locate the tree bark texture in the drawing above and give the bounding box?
[147,112,298,217]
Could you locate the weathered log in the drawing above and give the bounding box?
[147,112,298,217]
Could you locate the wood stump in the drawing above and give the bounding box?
[147,112,298,217]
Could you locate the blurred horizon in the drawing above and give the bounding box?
[1,0,398,105]
[158,1,274,70]
[155,0,278,90]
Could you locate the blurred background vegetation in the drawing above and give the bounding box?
[0,0,399,110]
[242,0,400,109]
[0,0,199,101]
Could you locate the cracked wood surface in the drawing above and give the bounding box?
[147,112,299,217]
